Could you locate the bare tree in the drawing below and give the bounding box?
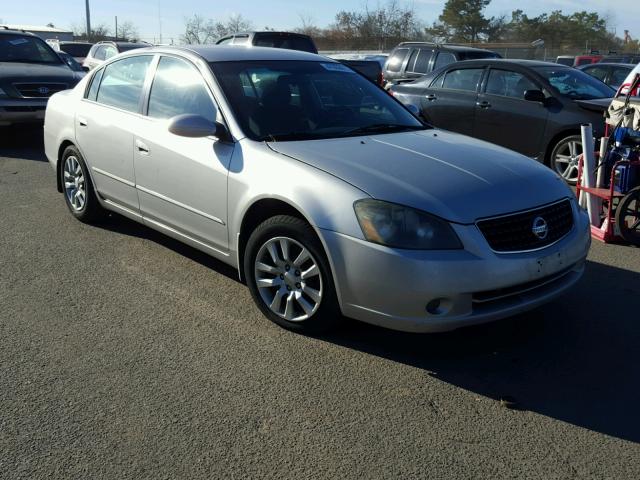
[71,20,111,41]
[296,12,322,37]
[212,14,253,38]
[181,14,216,44]
[117,21,139,41]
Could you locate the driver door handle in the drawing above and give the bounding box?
[135,139,149,154]
[476,101,491,109]
[78,117,88,127]
[425,94,437,101]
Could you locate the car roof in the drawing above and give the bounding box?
[0,28,38,37]
[580,62,634,68]
[157,45,328,62]
[226,31,310,37]
[445,58,567,68]
[395,42,495,53]
[97,41,148,48]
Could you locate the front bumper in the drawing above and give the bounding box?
[321,199,590,332]
[0,98,48,126]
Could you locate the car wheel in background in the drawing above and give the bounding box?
[60,145,104,223]
[244,215,341,334]
[550,135,582,185]
[615,186,640,247]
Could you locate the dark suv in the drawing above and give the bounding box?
[0,28,80,126]
[215,31,317,54]
[383,42,500,88]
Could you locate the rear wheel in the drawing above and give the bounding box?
[60,145,104,223]
[615,187,640,246]
[244,215,341,334]
[549,135,582,185]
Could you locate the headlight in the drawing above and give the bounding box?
[354,199,462,250]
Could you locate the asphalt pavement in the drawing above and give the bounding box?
[1,125,639,479]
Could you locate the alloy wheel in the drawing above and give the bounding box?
[553,138,582,183]
[254,236,323,322]
[63,155,86,211]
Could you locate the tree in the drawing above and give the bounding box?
[426,0,491,42]
[296,13,322,38]
[71,21,111,41]
[181,14,216,44]
[117,21,139,41]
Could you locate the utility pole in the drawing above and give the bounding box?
[85,0,91,41]
[115,16,118,40]
[158,0,163,44]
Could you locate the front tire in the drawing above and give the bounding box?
[60,145,104,223]
[244,215,341,334]
[549,135,582,185]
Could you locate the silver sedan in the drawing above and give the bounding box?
[44,46,590,334]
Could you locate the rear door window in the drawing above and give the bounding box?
[433,52,456,71]
[412,49,434,74]
[442,68,484,92]
[611,67,631,86]
[96,55,153,113]
[104,45,118,60]
[386,48,409,73]
[94,45,107,61]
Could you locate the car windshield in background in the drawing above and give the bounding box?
[252,34,316,53]
[0,34,62,64]
[60,43,92,57]
[211,60,426,141]
[534,66,614,99]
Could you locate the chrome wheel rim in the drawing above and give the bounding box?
[254,236,323,322]
[63,156,86,211]
[553,139,582,183]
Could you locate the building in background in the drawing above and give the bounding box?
[0,24,73,41]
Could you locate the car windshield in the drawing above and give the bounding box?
[210,60,426,141]
[534,66,614,99]
[0,33,62,64]
[252,34,316,53]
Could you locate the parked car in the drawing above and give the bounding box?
[578,62,634,90]
[83,41,149,70]
[556,56,575,66]
[0,28,81,126]
[337,59,383,85]
[57,51,87,78]
[390,59,614,184]
[573,55,602,67]
[46,40,93,63]
[44,46,590,334]
[215,31,317,54]
[383,42,500,88]
[618,62,640,96]
[602,54,640,64]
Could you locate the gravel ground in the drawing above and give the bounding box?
[1,126,639,479]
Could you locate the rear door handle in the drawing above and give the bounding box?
[425,94,437,101]
[78,117,88,127]
[476,101,491,109]
[135,140,149,154]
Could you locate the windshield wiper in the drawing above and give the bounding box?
[339,123,427,137]
[259,132,326,142]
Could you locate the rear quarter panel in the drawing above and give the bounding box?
[44,82,85,174]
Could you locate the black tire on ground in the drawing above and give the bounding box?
[243,215,341,334]
[615,186,640,247]
[60,145,104,223]
[549,134,583,185]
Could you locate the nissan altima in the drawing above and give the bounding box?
[44,46,590,334]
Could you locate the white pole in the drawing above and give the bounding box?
[580,124,600,226]
[596,136,609,188]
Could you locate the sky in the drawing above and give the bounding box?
[0,0,637,43]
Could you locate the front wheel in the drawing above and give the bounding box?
[244,215,341,334]
[615,187,640,246]
[549,135,582,185]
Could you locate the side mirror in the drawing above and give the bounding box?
[168,114,217,138]
[82,66,90,72]
[524,89,546,103]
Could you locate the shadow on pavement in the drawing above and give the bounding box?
[322,259,640,443]
[0,125,47,162]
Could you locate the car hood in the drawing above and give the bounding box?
[268,130,572,224]
[575,97,613,113]
[0,62,76,85]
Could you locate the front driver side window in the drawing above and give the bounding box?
[442,68,484,92]
[485,69,537,99]
[147,56,217,123]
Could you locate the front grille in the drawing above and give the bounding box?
[13,83,68,98]
[477,199,574,253]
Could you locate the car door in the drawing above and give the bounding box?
[420,66,485,135]
[132,55,233,254]
[75,54,154,212]
[473,67,548,158]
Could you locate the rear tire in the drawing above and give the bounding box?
[615,187,640,246]
[244,215,341,334]
[60,145,104,223]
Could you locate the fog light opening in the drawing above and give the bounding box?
[426,298,451,316]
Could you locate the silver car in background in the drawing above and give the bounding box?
[44,46,590,334]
